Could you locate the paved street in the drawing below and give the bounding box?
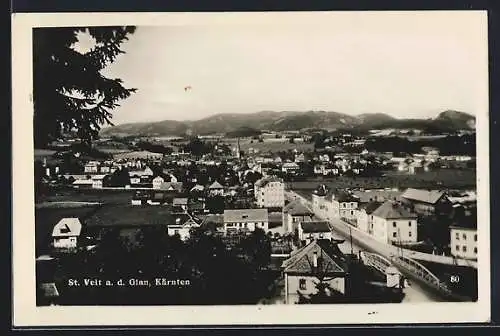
[286,191,443,303]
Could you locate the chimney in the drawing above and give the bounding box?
[45,167,51,177]
[55,166,60,174]
[313,252,318,268]
[176,218,181,224]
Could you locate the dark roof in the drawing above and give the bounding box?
[352,190,402,203]
[371,201,417,219]
[300,221,331,233]
[360,201,383,215]
[401,188,445,205]
[334,191,359,203]
[282,239,347,275]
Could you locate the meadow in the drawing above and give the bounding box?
[287,169,476,193]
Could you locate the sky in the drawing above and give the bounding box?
[74,12,487,125]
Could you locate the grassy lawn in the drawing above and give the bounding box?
[39,188,134,205]
[287,169,476,192]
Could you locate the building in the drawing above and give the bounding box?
[356,201,383,233]
[298,221,333,245]
[284,201,315,233]
[167,217,201,241]
[450,208,478,260]
[223,209,269,234]
[282,162,300,174]
[72,179,93,189]
[370,201,418,245]
[52,218,82,250]
[91,174,106,189]
[84,161,99,174]
[331,191,360,221]
[254,176,285,209]
[152,176,165,189]
[158,182,183,192]
[208,180,224,196]
[401,188,451,216]
[282,239,348,304]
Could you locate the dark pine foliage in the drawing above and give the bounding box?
[33,26,137,147]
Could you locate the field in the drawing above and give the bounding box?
[287,169,476,193]
[220,138,314,153]
[39,188,134,205]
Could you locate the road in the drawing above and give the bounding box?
[286,191,443,303]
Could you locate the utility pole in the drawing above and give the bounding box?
[349,225,354,255]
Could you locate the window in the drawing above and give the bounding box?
[393,232,397,238]
[462,246,467,252]
[456,232,460,240]
[408,221,412,227]
[462,233,467,240]
[299,279,306,290]
[474,234,477,242]
[456,245,460,251]
[393,222,397,228]
[409,231,412,237]
[350,211,354,215]
[474,247,477,254]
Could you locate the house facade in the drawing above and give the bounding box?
[370,201,418,244]
[356,201,382,233]
[298,221,332,245]
[282,239,348,304]
[401,188,450,216]
[254,176,285,209]
[223,209,269,234]
[284,202,315,233]
[52,218,82,250]
[331,191,359,221]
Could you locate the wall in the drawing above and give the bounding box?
[285,274,345,304]
[450,228,478,260]
[53,236,77,249]
[372,217,417,244]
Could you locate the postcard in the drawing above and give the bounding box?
[11,10,491,327]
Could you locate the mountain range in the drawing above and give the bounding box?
[100,110,476,137]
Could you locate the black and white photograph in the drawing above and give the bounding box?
[12,11,490,326]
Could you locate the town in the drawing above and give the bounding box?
[35,124,478,306]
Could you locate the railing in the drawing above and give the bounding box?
[391,255,452,296]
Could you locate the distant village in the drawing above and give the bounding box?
[35,128,478,305]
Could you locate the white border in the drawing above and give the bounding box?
[12,11,491,327]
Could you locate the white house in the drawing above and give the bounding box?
[72,179,93,189]
[298,221,332,245]
[254,176,285,208]
[450,216,477,260]
[167,217,200,241]
[282,162,300,174]
[223,209,269,234]
[284,201,315,233]
[84,161,99,173]
[91,175,106,189]
[370,201,418,244]
[152,176,165,189]
[331,191,360,221]
[356,201,383,233]
[52,218,82,250]
[208,180,224,196]
[282,239,348,304]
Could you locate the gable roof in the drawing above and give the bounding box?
[300,221,331,233]
[401,188,445,205]
[52,218,82,237]
[209,181,224,189]
[224,209,269,223]
[282,239,347,275]
[352,190,402,203]
[334,191,359,203]
[371,201,417,220]
[360,201,383,215]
